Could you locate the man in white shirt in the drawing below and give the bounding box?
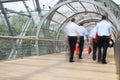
[64,18,79,62]
[96,15,112,64]
[77,22,89,59]
[89,27,98,61]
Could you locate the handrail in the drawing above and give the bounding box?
[0,36,64,42]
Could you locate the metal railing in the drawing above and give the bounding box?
[0,36,66,60]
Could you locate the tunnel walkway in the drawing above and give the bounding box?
[0,48,117,80]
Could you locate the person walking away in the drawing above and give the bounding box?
[89,27,98,61]
[64,18,80,62]
[96,15,112,64]
[77,22,89,59]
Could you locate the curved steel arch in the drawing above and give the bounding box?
[36,0,119,38]
[56,11,118,40]
[35,0,120,55]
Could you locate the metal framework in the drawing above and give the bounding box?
[0,0,120,59]
[0,0,42,59]
[37,0,120,41]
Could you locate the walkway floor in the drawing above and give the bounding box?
[0,48,117,80]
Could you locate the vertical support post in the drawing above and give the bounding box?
[0,2,20,59]
[0,2,15,36]
[35,0,41,15]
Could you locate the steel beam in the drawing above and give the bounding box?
[0,2,15,36]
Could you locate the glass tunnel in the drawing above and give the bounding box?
[0,0,120,80]
[0,0,120,59]
[0,0,120,60]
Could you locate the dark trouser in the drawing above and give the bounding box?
[98,36,110,62]
[92,40,98,60]
[79,36,84,58]
[68,36,77,62]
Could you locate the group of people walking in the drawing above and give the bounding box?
[64,15,112,64]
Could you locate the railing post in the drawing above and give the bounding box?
[114,34,120,80]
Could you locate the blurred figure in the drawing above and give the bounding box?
[77,22,89,59]
[64,18,80,62]
[96,15,112,64]
[89,27,98,61]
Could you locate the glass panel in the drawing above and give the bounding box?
[3,0,59,12]
[52,12,66,24]
[112,0,120,5]
[69,2,85,12]
[74,13,101,23]
[57,5,75,18]
[4,1,35,11]
[41,0,59,10]
[82,2,97,12]
[1,0,23,2]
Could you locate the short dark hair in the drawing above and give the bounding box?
[71,18,75,22]
[79,22,84,26]
[102,15,107,20]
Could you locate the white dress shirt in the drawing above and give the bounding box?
[96,20,112,36]
[89,27,97,38]
[64,21,79,36]
[77,26,88,36]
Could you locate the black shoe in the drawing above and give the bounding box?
[102,61,107,64]
[79,57,82,59]
[69,60,75,62]
[92,55,96,61]
[102,62,107,64]
[79,56,82,59]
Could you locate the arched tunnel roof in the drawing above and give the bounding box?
[37,0,120,40]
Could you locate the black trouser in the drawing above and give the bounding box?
[68,36,77,61]
[92,40,98,60]
[78,36,84,58]
[98,36,110,62]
